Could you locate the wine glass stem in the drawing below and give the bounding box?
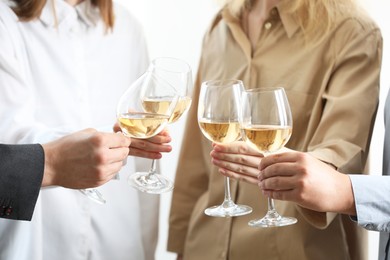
[147,159,157,179]
[222,177,235,207]
[266,197,281,219]
[268,197,276,211]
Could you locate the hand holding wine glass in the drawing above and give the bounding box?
[198,79,252,217]
[116,72,179,194]
[139,57,193,194]
[240,87,297,227]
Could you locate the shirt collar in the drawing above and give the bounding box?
[39,0,99,29]
[276,4,300,38]
[221,4,300,39]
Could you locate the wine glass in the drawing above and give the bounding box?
[79,188,106,204]
[240,87,297,227]
[117,71,179,194]
[198,79,252,217]
[140,57,193,193]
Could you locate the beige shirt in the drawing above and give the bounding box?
[168,5,382,260]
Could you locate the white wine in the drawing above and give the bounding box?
[142,96,192,123]
[242,125,292,153]
[118,112,169,139]
[170,97,192,123]
[199,120,241,143]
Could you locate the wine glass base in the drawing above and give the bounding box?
[248,215,297,227]
[204,204,252,217]
[128,172,174,194]
[79,189,106,204]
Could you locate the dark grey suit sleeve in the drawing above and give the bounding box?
[0,144,44,221]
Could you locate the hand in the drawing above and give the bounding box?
[42,128,131,189]
[210,141,264,184]
[113,123,172,159]
[259,151,356,215]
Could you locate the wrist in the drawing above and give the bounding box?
[41,142,56,187]
[336,173,356,215]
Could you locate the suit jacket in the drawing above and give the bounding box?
[379,90,390,260]
[0,144,44,221]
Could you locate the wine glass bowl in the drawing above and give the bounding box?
[116,71,179,194]
[198,79,252,217]
[147,57,193,123]
[240,87,297,227]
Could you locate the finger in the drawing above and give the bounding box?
[113,123,121,133]
[91,161,126,187]
[128,147,163,159]
[213,141,261,156]
[104,147,130,163]
[259,161,301,181]
[259,175,295,191]
[210,150,260,169]
[130,138,172,153]
[90,132,131,149]
[217,166,259,185]
[146,133,172,144]
[261,188,296,202]
[259,152,299,170]
[211,157,260,179]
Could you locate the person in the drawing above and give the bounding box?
[252,90,390,259]
[0,128,131,221]
[0,1,165,259]
[168,0,382,260]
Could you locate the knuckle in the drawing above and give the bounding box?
[90,133,105,147]
[94,152,108,164]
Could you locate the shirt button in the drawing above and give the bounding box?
[264,22,272,30]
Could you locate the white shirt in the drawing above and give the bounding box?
[0,1,158,259]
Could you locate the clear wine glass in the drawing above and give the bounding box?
[240,87,297,227]
[117,71,179,194]
[140,57,193,193]
[198,79,252,217]
[79,188,106,204]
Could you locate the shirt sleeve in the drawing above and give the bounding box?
[348,175,390,233]
[0,144,44,221]
[302,18,382,229]
[0,6,72,145]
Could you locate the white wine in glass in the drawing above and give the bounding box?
[139,57,193,193]
[240,87,297,227]
[117,72,179,194]
[198,79,252,217]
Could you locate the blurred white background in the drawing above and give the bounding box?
[115,1,390,259]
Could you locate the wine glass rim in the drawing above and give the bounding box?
[150,56,192,74]
[202,79,244,87]
[245,87,286,93]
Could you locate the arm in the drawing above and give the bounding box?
[0,128,131,221]
[258,151,356,215]
[42,128,131,189]
[259,151,390,233]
